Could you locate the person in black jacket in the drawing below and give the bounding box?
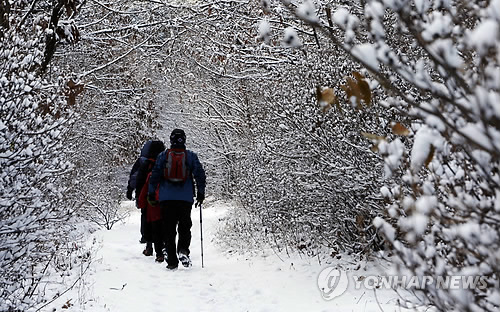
[127,141,165,243]
[148,130,206,270]
[134,140,166,259]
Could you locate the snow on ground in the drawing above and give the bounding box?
[45,201,415,312]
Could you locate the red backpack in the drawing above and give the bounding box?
[164,149,189,183]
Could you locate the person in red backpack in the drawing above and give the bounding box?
[135,140,166,261]
[147,129,206,270]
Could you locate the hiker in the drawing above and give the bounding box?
[147,129,206,270]
[127,140,154,243]
[136,140,166,262]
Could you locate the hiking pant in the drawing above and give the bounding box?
[161,200,192,266]
[140,207,146,239]
[144,219,164,256]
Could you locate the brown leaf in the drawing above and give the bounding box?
[347,77,362,109]
[392,122,410,136]
[321,88,336,105]
[359,82,371,105]
[38,103,51,116]
[316,86,337,113]
[62,299,73,309]
[361,131,385,141]
[352,71,364,81]
[65,79,84,106]
[353,72,371,106]
[316,85,322,102]
[63,0,78,17]
[340,78,353,99]
[341,73,373,109]
[424,144,435,168]
[356,214,365,228]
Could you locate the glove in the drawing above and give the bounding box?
[195,193,205,208]
[126,187,133,200]
[147,193,158,206]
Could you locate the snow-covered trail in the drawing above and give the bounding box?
[48,202,409,312]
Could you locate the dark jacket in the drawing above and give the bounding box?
[127,141,153,193]
[148,149,206,203]
[128,140,165,196]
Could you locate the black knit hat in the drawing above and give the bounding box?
[170,129,186,148]
[148,140,165,158]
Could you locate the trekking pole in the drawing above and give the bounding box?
[199,203,204,268]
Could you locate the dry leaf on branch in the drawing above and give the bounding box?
[316,86,338,113]
[424,144,435,168]
[361,131,386,152]
[340,71,372,109]
[65,79,84,106]
[391,122,410,136]
[361,131,386,141]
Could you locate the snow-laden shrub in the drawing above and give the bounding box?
[0,0,83,309]
[260,0,500,310]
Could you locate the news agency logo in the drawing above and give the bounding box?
[317,266,495,301]
[317,267,349,300]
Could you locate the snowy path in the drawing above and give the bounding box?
[47,202,409,312]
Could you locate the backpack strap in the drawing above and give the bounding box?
[147,158,156,171]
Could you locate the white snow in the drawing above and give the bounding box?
[421,12,452,42]
[401,213,428,237]
[332,8,349,27]
[296,0,319,23]
[460,123,500,151]
[468,19,499,57]
[258,20,271,42]
[429,39,462,68]
[45,202,414,312]
[415,196,437,214]
[282,27,301,48]
[410,125,442,172]
[365,1,384,18]
[488,0,500,21]
[373,217,396,243]
[414,0,430,14]
[351,44,379,69]
[380,186,392,198]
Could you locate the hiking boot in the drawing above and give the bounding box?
[142,247,153,256]
[155,255,165,263]
[178,253,192,268]
[166,264,178,270]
